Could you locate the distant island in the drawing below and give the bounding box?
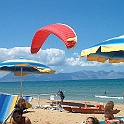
[0,70,124,82]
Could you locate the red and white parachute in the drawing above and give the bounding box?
[30,23,77,54]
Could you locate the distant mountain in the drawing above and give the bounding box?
[0,70,124,82]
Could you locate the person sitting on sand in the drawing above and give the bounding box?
[104,101,123,124]
[10,108,32,124]
[57,102,63,112]
[104,101,114,120]
[85,116,99,124]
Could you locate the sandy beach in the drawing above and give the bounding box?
[23,98,124,124]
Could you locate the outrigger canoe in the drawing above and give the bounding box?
[62,103,120,114]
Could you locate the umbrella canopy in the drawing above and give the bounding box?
[0,58,55,100]
[0,58,55,76]
[80,35,124,63]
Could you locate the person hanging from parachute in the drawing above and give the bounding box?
[30,23,77,54]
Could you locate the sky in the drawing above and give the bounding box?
[0,0,124,74]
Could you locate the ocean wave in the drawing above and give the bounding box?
[95,95,123,99]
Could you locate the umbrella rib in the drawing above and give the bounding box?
[108,51,116,60]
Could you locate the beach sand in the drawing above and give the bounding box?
[24,98,124,124]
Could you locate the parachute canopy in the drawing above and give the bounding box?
[30,23,77,54]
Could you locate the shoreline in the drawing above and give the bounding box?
[23,98,124,124]
[28,93,124,104]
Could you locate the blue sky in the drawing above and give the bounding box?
[0,0,124,73]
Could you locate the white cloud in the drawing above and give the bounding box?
[33,48,65,66]
[0,47,65,66]
[0,47,30,61]
[57,69,64,73]
[0,47,105,67]
[0,47,123,73]
[65,57,102,67]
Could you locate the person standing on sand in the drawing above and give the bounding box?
[57,90,65,104]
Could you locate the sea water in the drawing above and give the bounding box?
[0,79,124,104]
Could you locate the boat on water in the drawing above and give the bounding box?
[62,103,120,114]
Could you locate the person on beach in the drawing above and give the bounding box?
[10,108,32,124]
[85,117,99,124]
[57,90,65,104]
[104,101,123,124]
[57,102,63,112]
[104,90,107,94]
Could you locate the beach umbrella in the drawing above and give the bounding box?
[80,35,124,63]
[0,57,55,106]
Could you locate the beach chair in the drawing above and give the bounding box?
[43,94,58,110]
[41,94,56,109]
[0,93,18,124]
[50,94,55,104]
[32,94,43,109]
[23,96,32,102]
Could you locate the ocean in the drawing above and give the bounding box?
[0,79,124,104]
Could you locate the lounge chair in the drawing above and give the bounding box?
[32,94,43,109]
[23,95,32,102]
[0,93,18,124]
[42,94,59,110]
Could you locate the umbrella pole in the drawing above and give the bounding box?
[20,67,23,108]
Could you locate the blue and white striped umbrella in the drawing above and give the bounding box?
[0,58,55,76]
[81,35,124,63]
[0,58,55,99]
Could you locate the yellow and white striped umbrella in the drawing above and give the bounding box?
[81,35,124,63]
